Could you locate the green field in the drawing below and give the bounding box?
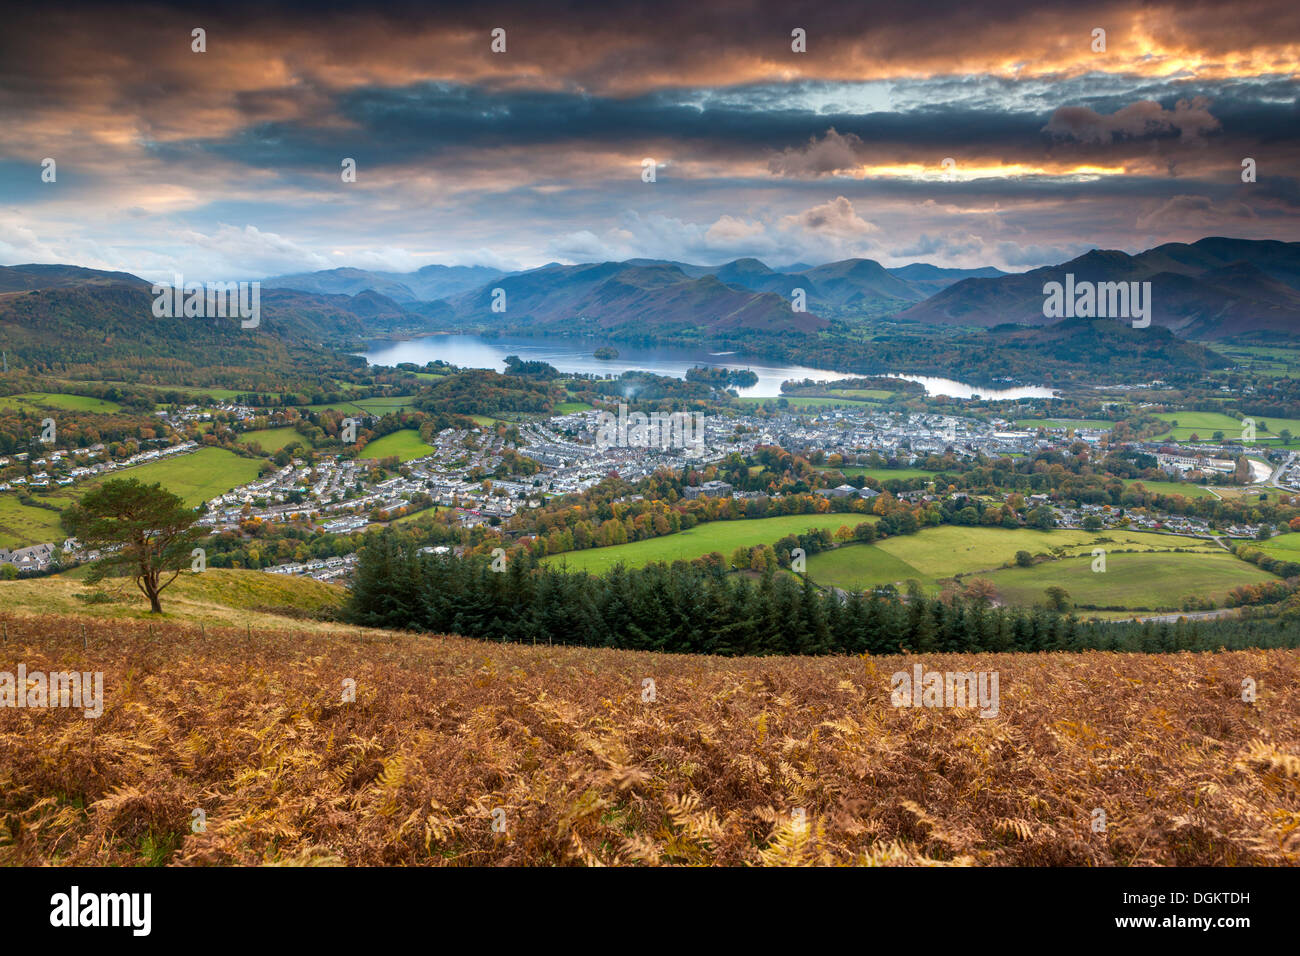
[389,504,446,525]
[1151,411,1292,442]
[1252,418,1300,446]
[804,543,926,591]
[0,496,65,549]
[135,385,247,400]
[1016,418,1114,430]
[54,380,249,401]
[90,447,264,507]
[299,395,419,415]
[1210,344,1300,378]
[1122,478,1218,499]
[0,447,263,547]
[351,396,419,413]
[980,551,1279,611]
[1154,411,1249,438]
[803,526,1220,594]
[832,466,937,482]
[360,429,435,462]
[0,392,123,414]
[1257,533,1300,560]
[829,388,893,399]
[735,396,876,410]
[237,427,313,453]
[553,401,593,415]
[542,514,877,574]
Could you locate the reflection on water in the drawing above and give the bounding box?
[361,334,1056,400]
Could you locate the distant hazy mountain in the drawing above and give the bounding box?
[885,262,1007,294]
[261,267,421,302]
[897,238,1300,338]
[633,256,937,313]
[391,264,509,301]
[447,261,825,335]
[263,264,506,303]
[261,256,1001,321]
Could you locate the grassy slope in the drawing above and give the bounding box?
[980,551,1279,610]
[1150,411,1300,443]
[1122,479,1218,499]
[0,447,263,547]
[829,388,893,399]
[389,504,445,525]
[1016,418,1114,430]
[1258,533,1300,559]
[805,526,1221,594]
[542,514,877,574]
[53,380,249,400]
[0,567,346,629]
[0,391,123,414]
[298,395,418,415]
[237,427,313,453]
[734,396,875,409]
[93,447,264,507]
[360,429,435,462]
[831,466,936,481]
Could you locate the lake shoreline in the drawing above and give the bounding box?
[361,332,1059,400]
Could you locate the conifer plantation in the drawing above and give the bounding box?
[346,533,1300,655]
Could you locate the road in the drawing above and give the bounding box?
[1270,451,1297,491]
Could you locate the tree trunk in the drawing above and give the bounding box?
[144,571,163,613]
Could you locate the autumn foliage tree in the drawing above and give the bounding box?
[62,478,200,613]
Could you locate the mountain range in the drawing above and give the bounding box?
[898,238,1300,339]
[254,238,1299,341]
[1,238,1296,374]
[262,256,1003,321]
[261,264,505,303]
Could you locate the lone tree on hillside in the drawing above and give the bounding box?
[62,478,200,613]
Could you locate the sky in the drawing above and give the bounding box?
[0,0,1297,281]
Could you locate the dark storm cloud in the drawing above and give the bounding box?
[1,0,1297,275]
[177,76,1298,175]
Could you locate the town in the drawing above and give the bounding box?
[2,395,1287,578]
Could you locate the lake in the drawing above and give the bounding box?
[361,333,1056,400]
